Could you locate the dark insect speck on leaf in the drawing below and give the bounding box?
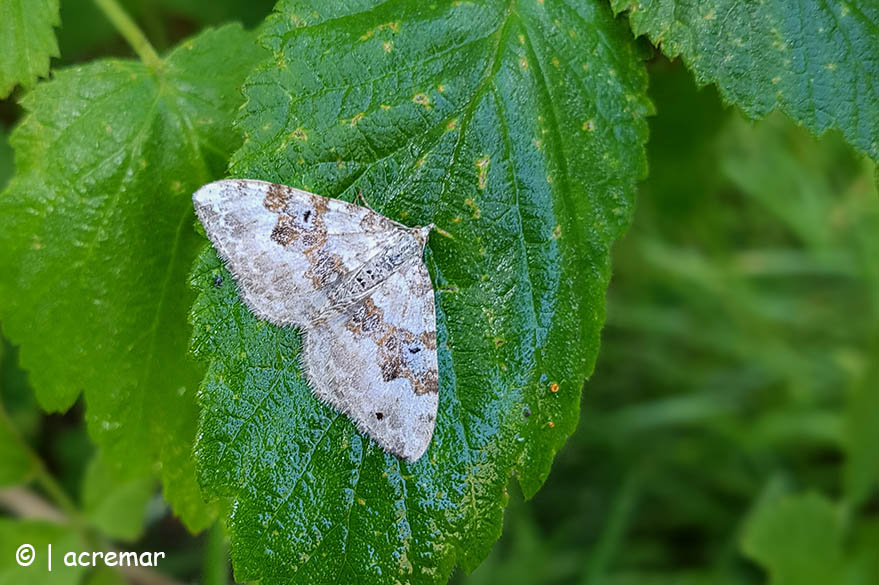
[523,407,531,418]
[375,412,384,420]
[213,275,223,288]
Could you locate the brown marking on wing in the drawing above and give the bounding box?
[313,194,330,215]
[264,182,290,212]
[416,369,439,396]
[379,332,405,382]
[265,188,330,250]
[359,210,387,232]
[301,230,327,249]
[345,297,384,335]
[419,330,436,351]
[270,215,299,246]
[377,327,439,395]
[304,249,344,288]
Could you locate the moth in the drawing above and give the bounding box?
[193,179,439,462]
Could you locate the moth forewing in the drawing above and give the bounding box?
[193,179,439,461]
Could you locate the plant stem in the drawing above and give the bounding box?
[203,521,230,585]
[93,0,162,69]
[0,402,81,523]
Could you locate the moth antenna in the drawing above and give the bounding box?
[355,189,375,211]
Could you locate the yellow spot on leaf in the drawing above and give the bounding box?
[291,127,308,141]
[550,382,559,393]
[383,40,393,52]
[349,112,364,127]
[552,224,562,239]
[520,57,528,69]
[446,118,458,131]
[552,57,560,67]
[582,119,595,131]
[380,104,391,110]
[476,154,490,190]
[548,421,555,428]
[413,93,430,107]
[465,198,481,219]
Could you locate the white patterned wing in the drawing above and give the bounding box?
[193,179,403,326]
[302,259,439,462]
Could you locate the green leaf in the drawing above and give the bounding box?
[81,455,154,542]
[741,492,844,585]
[192,0,651,583]
[0,0,60,98]
[0,519,85,585]
[611,0,879,161]
[0,24,263,531]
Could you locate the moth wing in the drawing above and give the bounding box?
[302,260,439,462]
[193,179,403,326]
